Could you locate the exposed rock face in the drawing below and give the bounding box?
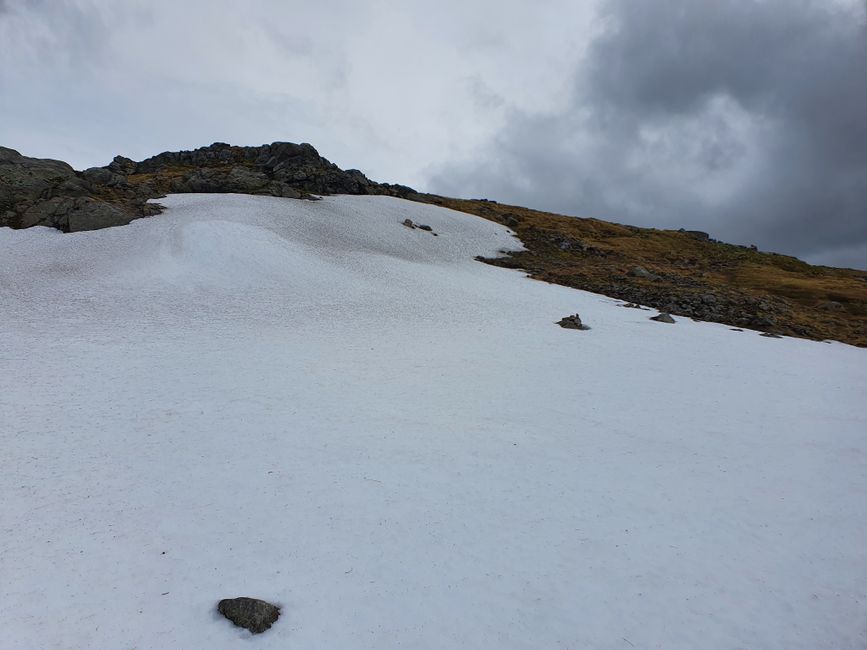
[0,146,155,231]
[1,142,417,233]
[128,141,415,200]
[217,597,280,634]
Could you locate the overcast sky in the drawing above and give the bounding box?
[1,0,865,268]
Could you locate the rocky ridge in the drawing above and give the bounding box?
[0,142,415,232]
[2,142,865,346]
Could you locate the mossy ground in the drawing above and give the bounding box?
[421,196,867,346]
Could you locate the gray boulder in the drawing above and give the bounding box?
[108,155,137,175]
[217,597,280,634]
[18,196,135,231]
[558,313,591,330]
[629,266,661,281]
[650,312,676,323]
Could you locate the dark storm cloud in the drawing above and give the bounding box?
[431,0,867,268]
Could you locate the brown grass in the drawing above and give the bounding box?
[419,195,867,347]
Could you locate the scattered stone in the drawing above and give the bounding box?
[501,213,519,228]
[402,218,415,228]
[683,229,711,241]
[621,302,645,309]
[545,233,589,252]
[760,332,783,339]
[817,301,844,311]
[628,266,661,281]
[557,314,591,330]
[749,316,776,328]
[730,328,743,332]
[650,312,676,324]
[217,597,280,634]
[417,224,433,231]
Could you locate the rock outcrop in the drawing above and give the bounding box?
[0,146,152,232]
[0,142,417,232]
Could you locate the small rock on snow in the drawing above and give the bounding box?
[557,314,591,330]
[217,597,280,634]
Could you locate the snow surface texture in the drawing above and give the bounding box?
[2,194,866,649]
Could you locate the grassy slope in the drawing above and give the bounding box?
[421,195,867,347]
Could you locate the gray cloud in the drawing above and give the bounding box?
[0,0,589,190]
[1,0,864,268]
[431,0,867,268]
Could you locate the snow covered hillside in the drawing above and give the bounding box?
[2,194,865,649]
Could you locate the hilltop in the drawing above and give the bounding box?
[1,141,864,345]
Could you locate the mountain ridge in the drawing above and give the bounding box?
[1,141,864,346]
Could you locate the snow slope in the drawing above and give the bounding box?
[2,194,865,649]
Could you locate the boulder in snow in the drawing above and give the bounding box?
[557,314,591,330]
[217,597,280,634]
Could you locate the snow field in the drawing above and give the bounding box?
[1,194,865,649]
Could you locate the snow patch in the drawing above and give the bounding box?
[1,194,865,649]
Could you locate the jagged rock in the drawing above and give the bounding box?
[0,147,140,231]
[678,228,711,241]
[81,166,117,186]
[650,312,676,323]
[224,165,270,193]
[108,155,137,175]
[19,196,135,232]
[557,314,591,330]
[1,141,419,234]
[501,213,520,228]
[217,597,280,634]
